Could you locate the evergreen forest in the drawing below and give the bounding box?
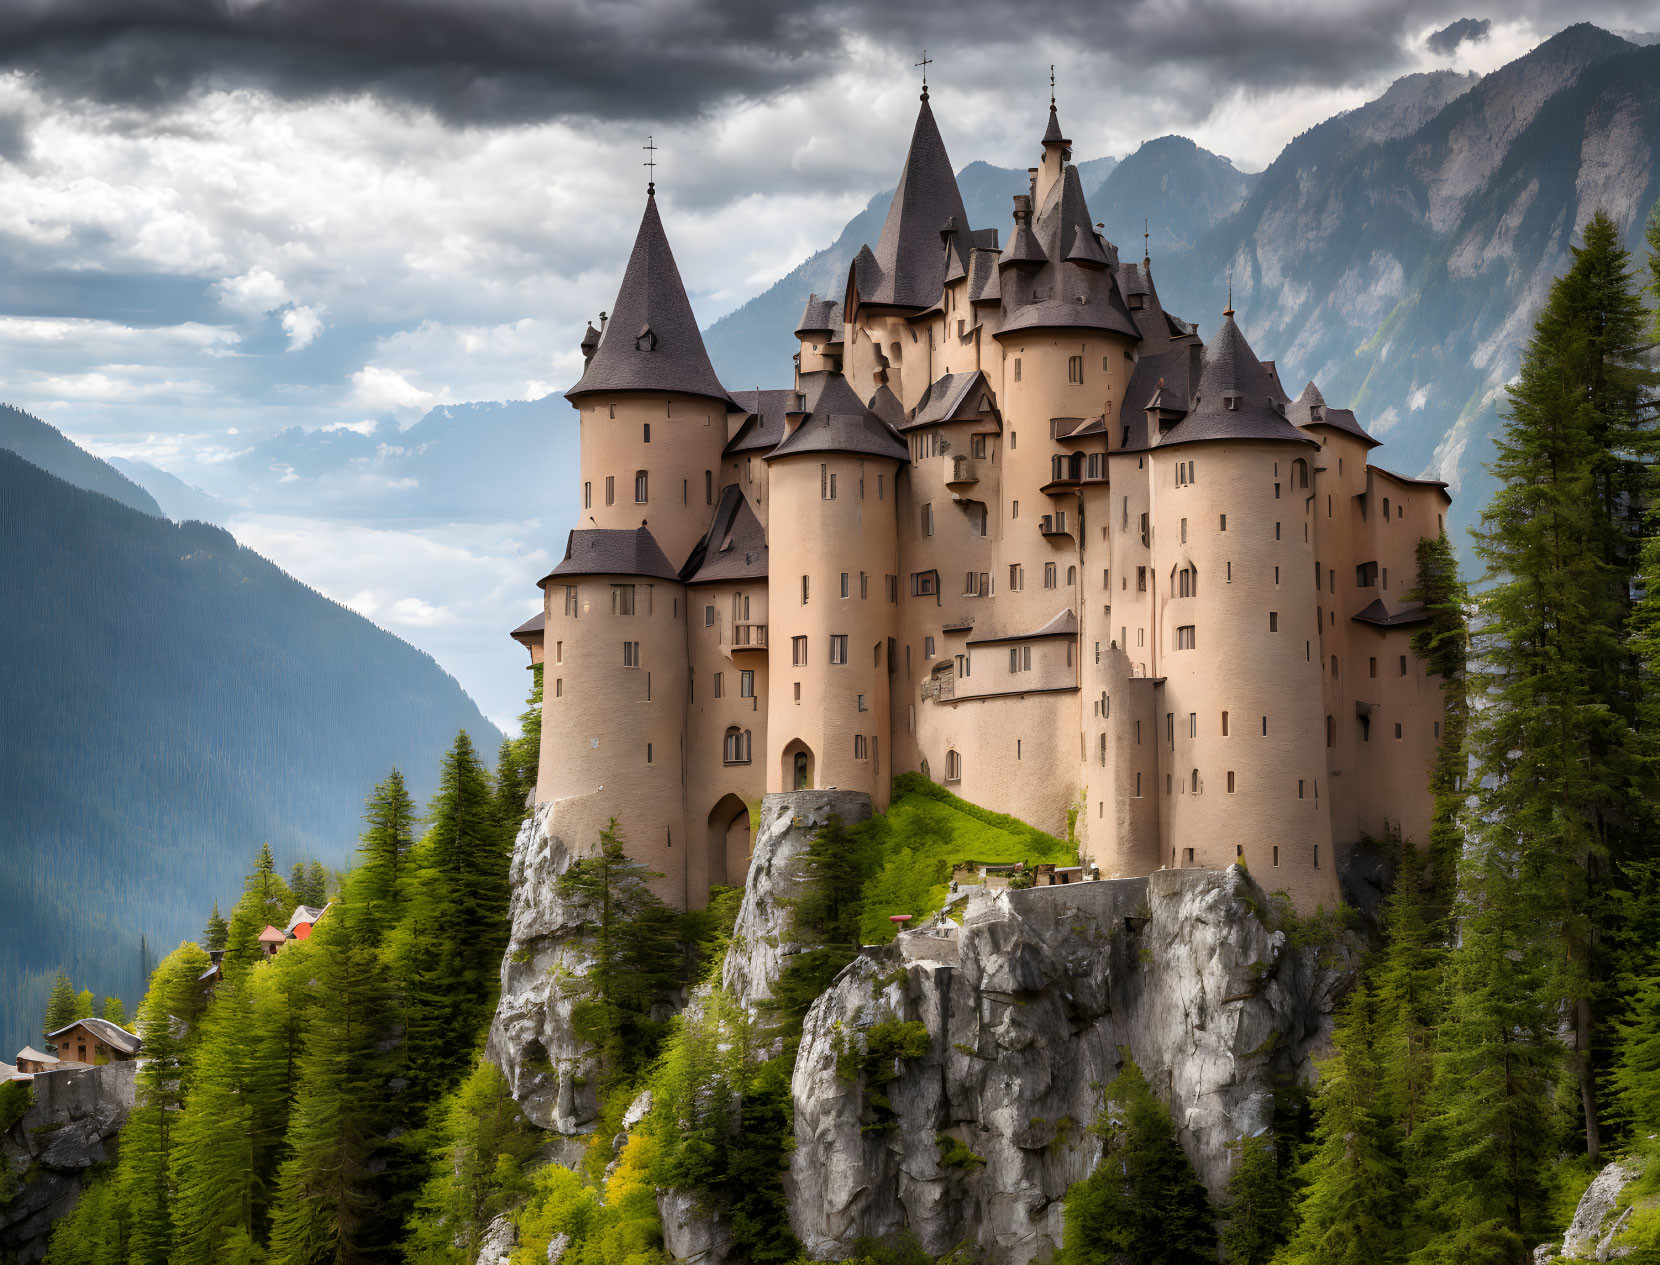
[0,448,502,1056]
[14,202,1660,1265]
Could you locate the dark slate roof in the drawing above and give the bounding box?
[1155,313,1316,450]
[902,370,996,432]
[995,165,1140,340]
[1351,599,1430,627]
[510,612,545,644]
[765,371,908,463]
[726,388,797,455]
[1000,216,1048,268]
[566,191,734,408]
[1370,464,1451,490]
[1288,381,1381,448]
[796,293,843,338]
[46,1017,141,1055]
[1260,360,1291,404]
[968,608,1079,645]
[681,485,768,584]
[853,97,970,310]
[967,247,1002,304]
[541,526,681,584]
[1042,103,1068,145]
[867,384,908,431]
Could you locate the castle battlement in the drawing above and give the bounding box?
[514,92,1450,913]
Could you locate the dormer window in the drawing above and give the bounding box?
[1128,294,1145,310]
[1310,405,1324,422]
[635,324,656,352]
[1224,393,1240,411]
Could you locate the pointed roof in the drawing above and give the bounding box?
[996,165,1140,340]
[540,526,681,585]
[509,611,545,646]
[867,384,908,431]
[1042,103,1068,145]
[903,370,998,432]
[725,388,797,455]
[765,372,908,463]
[1288,380,1381,448]
[566,191,734,407]
[795,293,842,339]
[681,485,768,584]
[258,924,286,943]
[1155,312,1316,450]
[853,97,971,310]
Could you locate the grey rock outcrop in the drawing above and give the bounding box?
[1,1062,139,1265]
[721,790,874,1011]
[788,867,1355,1264]
[1547,1160,1639,1262]
[658,1187,734,1264]
[488,801,605,1136]
[475,1213,519,1265]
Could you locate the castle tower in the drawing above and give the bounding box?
[1136,312,1339,910]
[566,188,735,570]
[536,527,692,904]
[764,372,906,806]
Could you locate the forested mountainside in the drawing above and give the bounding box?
[702,25,1660,553]
[0,447,502,1056]
[0,405,161,517]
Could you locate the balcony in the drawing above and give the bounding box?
[947,456,979,487]
[723,622,768,656]
[1039,513,1073,540]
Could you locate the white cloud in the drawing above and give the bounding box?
[216,265,291,316]
[281,304,324,349]
[321,418,378,435]
[349,364,446,414]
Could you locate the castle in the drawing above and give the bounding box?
[509,87,1450,914]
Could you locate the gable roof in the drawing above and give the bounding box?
[566,190,734,408]
[284,904,327,937]
[1155,312,1316,450]
[853,95,971,310]
[16,1045,57,1065]
[46,1016,141,1056]
[765,371,908,463]
[681,485,768,584]
[725,388,796,456]
[903,370,997,432]
[1352,599,1431,627]
[259,924,287,943]
[509,612,545,645]
[541,526,681,584]
[1288,381,1380,448]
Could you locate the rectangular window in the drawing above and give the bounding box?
[583,481,592,508]
[1275,522,1281,540]
[563,586,578,617]
[1227,771,1235,793]
[622,641,640,668]
[1136,566,1147,592]
[1219,513,1226,531]
[1369,656,1377,678]
[713,671,724,698]
[1395,723,1404,739]
[739,670,754,697]
[801,574,809,604]
[1221,711,1229,736]
[829,635,847,664]
[1189,712,1197,737]
[555,641,563,664]
[972,434,986,459]
[643,422,651,442]
[605,475,615,506]
[1268,611,1278,632]
[1012,499,1019,519]
[646,742,652,763]
[611,584,635,615]
[923,503,934,535]
[1044,562,1056,589]
[854,734,867,759]
[841,572,850,598]
[911,571,938,597]
[860,572,869,599]
[1068,354,1084,383]
[924,635,936,658]
[792,635,807,666]
[1013,357,1021,382]
[1272,845,1279,867]
[1176,625,1195,650]
[857,693,867,712]
[1400,655,1408,676]
[705,604,716,627]
[1180,517,1188,543]
[1140,512,1149,546]
[555,677,563,697]
[886,574,898,602]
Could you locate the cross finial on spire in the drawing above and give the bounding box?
[1225,266,1235,317]
[1050,64,1056,108]
[643,135,658,194]
[916,49,932,100]
[1144,217,1150,263]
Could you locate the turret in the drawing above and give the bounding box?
[566,188,735,569]
[1036,96,1070,209]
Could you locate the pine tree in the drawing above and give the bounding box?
[491,664,542,834]
[1406,531,1470,924]
[1220,1131,1292,1265]
[42,969,77,1044]
[1059,1056,1215,1265]
[1469,209,1657,1160]
[1373,840,1446,1139]
[358,768,418,925]
[773,812,870,1034]
[266,905,399,1264]
[1645,199,1660,334]
[73,987,96,1021]
[120,941,213,1265]
[1276,984,1406,1265]
[555,819,682,1082]
[203,900,229,952]
[427,730,511,993]
[100,994,127,1027]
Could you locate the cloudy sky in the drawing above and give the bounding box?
[2,0,1655,729]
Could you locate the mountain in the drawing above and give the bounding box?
[109,456,232,525]
[0,404,162,517]
[701,25,1660,553]
[0,446,504,1055]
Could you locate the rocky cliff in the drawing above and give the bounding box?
[0,1062,137,1265]
[787,868,1355,1264]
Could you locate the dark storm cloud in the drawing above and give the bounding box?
[1427,17,1493,54]
[0,0,1642,123]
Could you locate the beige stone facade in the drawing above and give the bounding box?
[518,93,1450,912]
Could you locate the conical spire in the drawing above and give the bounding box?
[1155,311,1313,448]
[855,95,970,310]
[566,190,732,406]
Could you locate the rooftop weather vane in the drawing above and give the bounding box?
[916,49,931,99]
[1226,265,1235,316]
[1050,64,1056,108]
[643,135,658,193]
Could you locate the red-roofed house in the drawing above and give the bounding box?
[258,925,286,958]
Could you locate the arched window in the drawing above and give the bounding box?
[1382,496,1390,519]
[1066,565,1077,586]
[946,749,962,782]
[723,727,751,764]
[1293,458,1309,489]
[634,470,649,503]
